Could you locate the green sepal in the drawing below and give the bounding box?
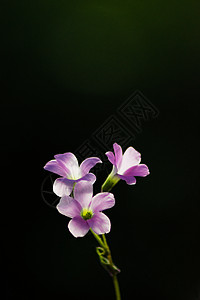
[96,246,105,256]
[101,172,120,192]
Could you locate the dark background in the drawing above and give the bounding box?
[1,1,200,299]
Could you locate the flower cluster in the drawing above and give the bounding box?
[44,143,149,237]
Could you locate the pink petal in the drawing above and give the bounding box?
[117,174,136,185]
[80,157,102,176]
[105,151,115,165]
[80,173,96,184]
[44,160,67,177]
[57,197,81,218]
[54,152,78,167]
[90,192,115,213]
[74,181,93,208]
[113,143,123,169]
[53,160,71,177]
[55,153,81,179]
[123,164,150,177]
[118,147,141,174]
[68,216,90,237]
[88,212,111,235]
[53,177,74,196]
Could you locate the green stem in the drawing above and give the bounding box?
[90,229,105,248]
[92,179,121,300]
[71,183,76,198]
[113,275,121,300]
[91,231,121,300]
[102,234,109,250]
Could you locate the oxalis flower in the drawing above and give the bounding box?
[57,181,115,237]
[44,152,102,196]
[103,143,150,191]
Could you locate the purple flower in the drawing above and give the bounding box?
[56,181,115,237]
[105,143,149,187]
[44,153,102,196]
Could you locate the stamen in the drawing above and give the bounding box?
[81,208,93,220]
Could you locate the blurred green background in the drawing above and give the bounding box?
[1,1,200,299]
